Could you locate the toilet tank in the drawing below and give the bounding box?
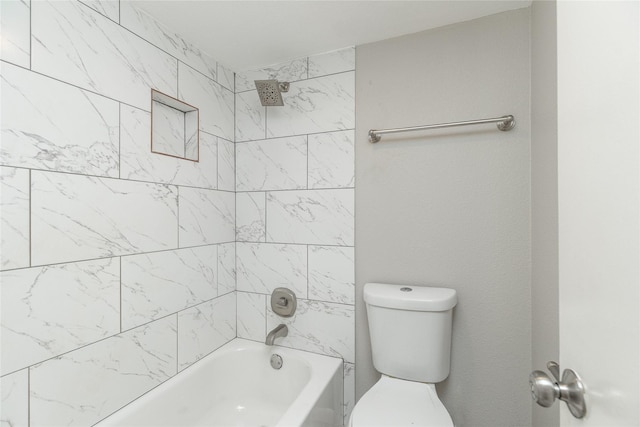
[364,283,457,383]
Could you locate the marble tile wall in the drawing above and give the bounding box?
[0,1,236,425]
[234,47,356,424]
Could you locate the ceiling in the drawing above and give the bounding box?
[135,1,532,71]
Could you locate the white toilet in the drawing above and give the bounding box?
[349,283,457,427]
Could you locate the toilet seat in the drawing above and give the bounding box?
[349,375,454,427]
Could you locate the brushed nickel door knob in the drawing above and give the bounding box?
[529,361,587,419]
[529,370,559,407]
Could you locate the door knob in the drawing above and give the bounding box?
[529,361,587,419]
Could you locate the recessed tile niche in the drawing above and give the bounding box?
[151,89,199,162]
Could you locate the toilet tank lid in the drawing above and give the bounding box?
[364,283,457,311]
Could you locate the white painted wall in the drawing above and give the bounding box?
[355,9,532,426]
[531,1,560,425]
[557,1,640,425]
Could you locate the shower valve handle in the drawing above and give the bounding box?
[529,361,587,419]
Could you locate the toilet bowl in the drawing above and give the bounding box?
[349,283,457,427]
[349,375,453,427]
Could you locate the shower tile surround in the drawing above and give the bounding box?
[234,47,356,423]
[0,0,236,425]
[0,1,355,426]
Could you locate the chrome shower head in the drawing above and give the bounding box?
[254,80,290,106]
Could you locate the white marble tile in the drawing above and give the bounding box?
[217,137,235,192]
[178,293,236,370]
[31,171,178,266]
[120,0,218,81]
[308,246,355,305]
[179,187,235,247]
[79,0,119,22]
[343,363,355,425]
[1,63,120,177]
[0,0,30,68]
[267,299,354,363]
[235,90,266,142]
[30,316,177,427]
[184,111,199,160]
[217,63,235,92]
[0,167,29,270]
[308,130,355,189]
[152,101,185,158]
[121,246,218,331]
[266,189,354,246]
[308,47,355,78]
[0,369,28,427]
[236,136,307,191]
[236,243,307,297]
[237,291,266,342]
[31,0,177,110]
[120,106,217,189]
[236,58,308,92]
[266,72,355,138]
[236,192,266,242]
[217,242,236,295]
[1,258,120,375]
[178,62,234,141]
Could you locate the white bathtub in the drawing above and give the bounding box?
[95,338,344,427]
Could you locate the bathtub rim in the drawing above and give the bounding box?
[93,337,343,427]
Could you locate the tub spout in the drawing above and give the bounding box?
[266,324,288,346]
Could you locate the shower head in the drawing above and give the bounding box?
[254,80,290,106]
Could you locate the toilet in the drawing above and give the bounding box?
[349,283,457,427]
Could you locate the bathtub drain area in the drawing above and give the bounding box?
[270,354,283,370]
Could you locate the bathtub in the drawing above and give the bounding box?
[95,338,344,427]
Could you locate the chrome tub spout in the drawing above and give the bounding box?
[266,324,288,346]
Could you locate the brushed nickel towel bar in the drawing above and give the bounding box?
[368,115,515,143]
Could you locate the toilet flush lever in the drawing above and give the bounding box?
[529,361,587,419]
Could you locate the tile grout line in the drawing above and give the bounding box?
[1,292,237,379]
[3,164,237,193]
[234,73,238,340]
[76,0,229,94]
[0,60,153,114]
[306,245,310,299]
[216,137,219,190]
[176,313,179,374]
[235,127,355,144]
[1,58,231,133]
[1,241,237,274]
[215,244,220,298]
[27,367,31,427]
[263,104,268,140]
[235,69,355,94]
[176,187,180,248]
[263,191,267,243]
[235,289,354,308]
[306,134,309,190]
[118,104,121,179]
[28,169,32,267]
[119,256,122,333]
[29,0,32,71]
